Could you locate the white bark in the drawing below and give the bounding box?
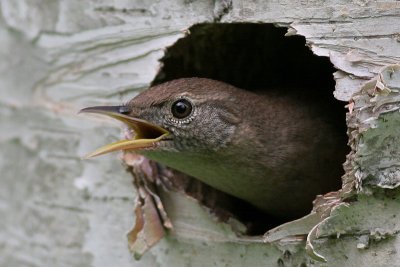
[1,0,399,266]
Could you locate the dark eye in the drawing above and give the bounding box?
[171,99,192,119]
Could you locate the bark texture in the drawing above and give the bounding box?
[1,0,399,266]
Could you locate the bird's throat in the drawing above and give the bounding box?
[139,149,276,214]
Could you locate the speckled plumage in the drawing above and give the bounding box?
[126,78,348,218]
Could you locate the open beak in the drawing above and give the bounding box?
[79,105,170,158]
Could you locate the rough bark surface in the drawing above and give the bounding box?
[1,1,399,266]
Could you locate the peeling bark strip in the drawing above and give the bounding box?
[1,0,400,266]
[351,65,400,189]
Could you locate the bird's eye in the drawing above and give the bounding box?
[171,99,192,119]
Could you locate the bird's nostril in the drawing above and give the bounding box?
[119,106,131,114]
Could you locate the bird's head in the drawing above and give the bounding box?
[80,78,242,158]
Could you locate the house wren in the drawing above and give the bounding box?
[80,78,348,218]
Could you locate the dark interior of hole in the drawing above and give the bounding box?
[152,23,336,91]
[152,23,348,235]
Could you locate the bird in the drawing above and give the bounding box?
[80,78,348,219]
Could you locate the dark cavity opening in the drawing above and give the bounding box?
[152,23,348,235]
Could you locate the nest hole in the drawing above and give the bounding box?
[151,23,348,235]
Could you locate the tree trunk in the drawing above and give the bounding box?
[1,1,399,266]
